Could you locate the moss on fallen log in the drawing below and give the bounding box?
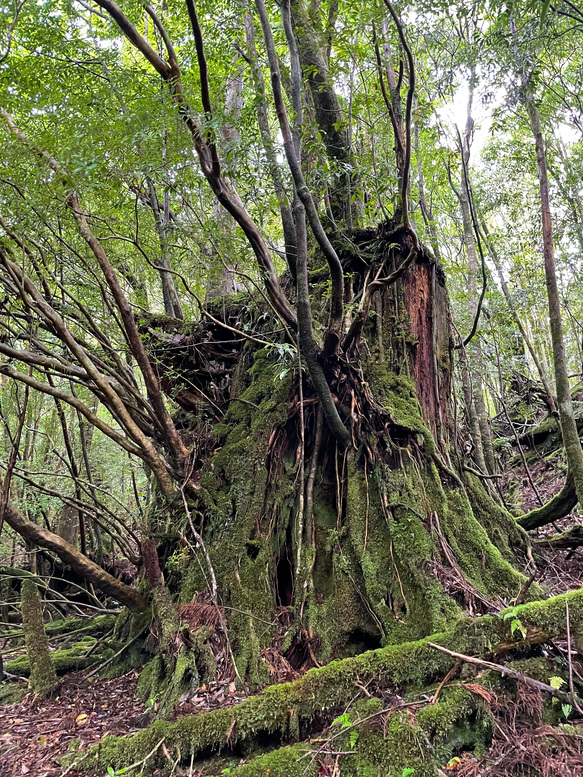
[5,635,115,677]
[72,584,583,773]
[44,614,116,638]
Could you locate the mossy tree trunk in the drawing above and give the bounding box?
[170,236,531,680]
[21,578,58,696]
[126,5,534,683]
[525,90,583,506]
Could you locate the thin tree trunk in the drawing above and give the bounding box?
[414,119,441,261]
[459,351,488,474]
[381,17,406,195]
[21,579,58,696]
[525,93,583,506]
[206,56,244,300]
[458,76,495,473]
[145,175,184,319]
[480,220,556,414]
[244,4,297,279]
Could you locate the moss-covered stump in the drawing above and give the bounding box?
[20,579,58,696]
[136,626,217,714]
[177,348,534,674]
[71,585,583,773]
[5,635,115,677]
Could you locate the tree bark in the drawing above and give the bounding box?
[290,0,355,225]
[21,579,58,696]
[458,79,495,474]
[480,220,556,415]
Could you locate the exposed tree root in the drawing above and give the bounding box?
[518,474,577,530]
[535,524,583,550]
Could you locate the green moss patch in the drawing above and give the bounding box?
[5,635,114,677]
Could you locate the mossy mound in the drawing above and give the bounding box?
[181,347,296,683]
[5,635,115,677]
[176,348,533,670]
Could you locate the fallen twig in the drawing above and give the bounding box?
[427,642,583,707]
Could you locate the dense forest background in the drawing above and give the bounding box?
[2,0,583,774]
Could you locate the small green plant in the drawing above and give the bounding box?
[549,676,565,690]
[331,712,351,729]
[548,677,571,717]
[331,712,359,749]
[503,608,527,639]
[402,769,415,777]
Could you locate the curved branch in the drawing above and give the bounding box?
[183,0,220,177]
[92,0,296,332]
[518,473,577,530]
[382,0,415,228]
[2,494,147,612]
[255,0,344,352]
[0,363,144,458]
[453,127,487,350]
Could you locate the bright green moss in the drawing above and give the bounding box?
[225,744,317,776]
[181,349,296,680]
[43,614,115,638]
[75,582,583,773]
[20,579,57,696]
[367,365,435,454]
[6,635,113,677]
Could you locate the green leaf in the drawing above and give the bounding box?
[540,0,552,27]
[331,712,350,728]
[510,618,527,638]
[562,703,572,719]
[549,676,565,690]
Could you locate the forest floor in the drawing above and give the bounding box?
[0,671,145,777]
[0,660,264,777]
[2,456,583,776]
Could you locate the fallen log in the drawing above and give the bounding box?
[70,584,583,773]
